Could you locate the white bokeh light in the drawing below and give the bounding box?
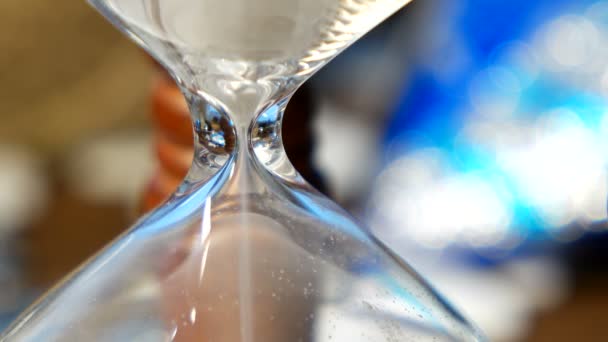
[541,15,601,69]
[499,109,607,228]
[372,149,512,249]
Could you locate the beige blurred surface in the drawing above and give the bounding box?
[0,0,152,156]
[0,0,153,301]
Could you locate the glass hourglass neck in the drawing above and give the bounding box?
[174,77,304,199]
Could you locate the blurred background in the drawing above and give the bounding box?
[1,0,607,340]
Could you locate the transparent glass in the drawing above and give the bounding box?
[1,1,484,341]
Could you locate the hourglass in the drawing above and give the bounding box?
[1,0,484,341]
